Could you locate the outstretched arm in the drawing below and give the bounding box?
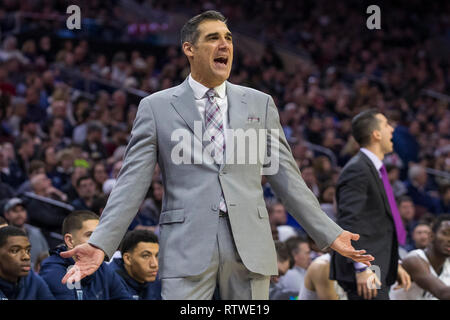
[402,255,450,300]
[264,96,373,265]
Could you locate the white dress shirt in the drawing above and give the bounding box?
[188,74,228,141]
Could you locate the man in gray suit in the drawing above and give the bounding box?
[61,10,374,299]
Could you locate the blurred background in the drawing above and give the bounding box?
[0,0,448,273]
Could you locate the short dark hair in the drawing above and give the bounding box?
[284,235,308,267]
[62,210,99,235]
[120,230,158,255]
[76,175,94,188]
[28,159,46,176]
[351,109,381,147]
[397,195,413,207]
[0,226,27,248]
[274,241,289,263]
[432,214,450,234]
[180,10,227,46]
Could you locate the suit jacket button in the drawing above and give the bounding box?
[211,204,218,211]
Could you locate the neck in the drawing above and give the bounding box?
[364,144,384,161]
[425,245,446,273]
[190,71,224,89]
[0,270,18,284]
[123,263,145,284]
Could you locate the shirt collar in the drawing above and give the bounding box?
[188,74,226,99]
[360,148,383,171]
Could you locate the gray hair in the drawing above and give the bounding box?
[408,164,425,182]
[180,10,227,47]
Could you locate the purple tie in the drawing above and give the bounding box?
[379,164,407,246]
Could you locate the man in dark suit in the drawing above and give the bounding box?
[330,109,411,300]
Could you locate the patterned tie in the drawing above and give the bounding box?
[379,164,407,246]
[205,89,227,212]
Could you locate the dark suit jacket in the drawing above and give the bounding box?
[330,151,399,288]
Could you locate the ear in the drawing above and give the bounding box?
[123,252,132,266]
[182,42,194,59]
[64,234,73,249]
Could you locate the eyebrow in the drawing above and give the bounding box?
[205,32,232,39]
[10,245,31,250]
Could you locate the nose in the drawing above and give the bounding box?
[21,250,31,261]
[149,256,158,268]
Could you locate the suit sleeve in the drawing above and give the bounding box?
[264,96,343,250]
[89,97,158,259]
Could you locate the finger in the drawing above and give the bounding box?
[351,233,360,241]
[372,287,377,298]
[376,277,382,287]
[357,283,362,297]
[406,276,411,290]
[60,248,76,258]
[363,283,370,300]
[355,254,374,261]
[61,267,76,284]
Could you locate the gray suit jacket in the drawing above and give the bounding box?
[89,78,343,278]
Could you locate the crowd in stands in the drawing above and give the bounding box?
[0,0,448,299]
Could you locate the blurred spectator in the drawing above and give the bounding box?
[24,173,72,247]
[61,165,88,203]
[3,198,49,267]
[440,185,450,213]
[130,180,163,233]
[71,176,97,211]
[405,222,433,252]
[386,164,408,198]
[318,181,337,222]
[0,226,54,300]
[39,211,131,300]
[82,122,108,161]
[406,164,443,215]
[109,230,162,300]
[91,161,109,194]
[268,201,298,242]
[398,196,419,249]
[34,251,50,274]
[300,165,320,197]
[16,159,46,195]
[3,137,35,189]
[271,236,311,300]
[269,241,290,299]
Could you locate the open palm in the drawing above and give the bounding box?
[331,230,374,266]
[60,243,105,285]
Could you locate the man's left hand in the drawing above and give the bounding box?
[394,264,411,291]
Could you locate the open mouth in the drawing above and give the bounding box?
[214,57,228,68]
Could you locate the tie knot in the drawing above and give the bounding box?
[379,164,387,175]
[206,89,216,99]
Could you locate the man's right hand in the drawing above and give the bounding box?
[356,268,382,300]
[60,243,105,285]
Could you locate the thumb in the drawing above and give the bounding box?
[350,232,360,241]
[60,248,76,258]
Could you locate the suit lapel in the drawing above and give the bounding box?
[359,151,394,222]
[170,79,209,150]
[223,82,247,170]
[226,81,247,131]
